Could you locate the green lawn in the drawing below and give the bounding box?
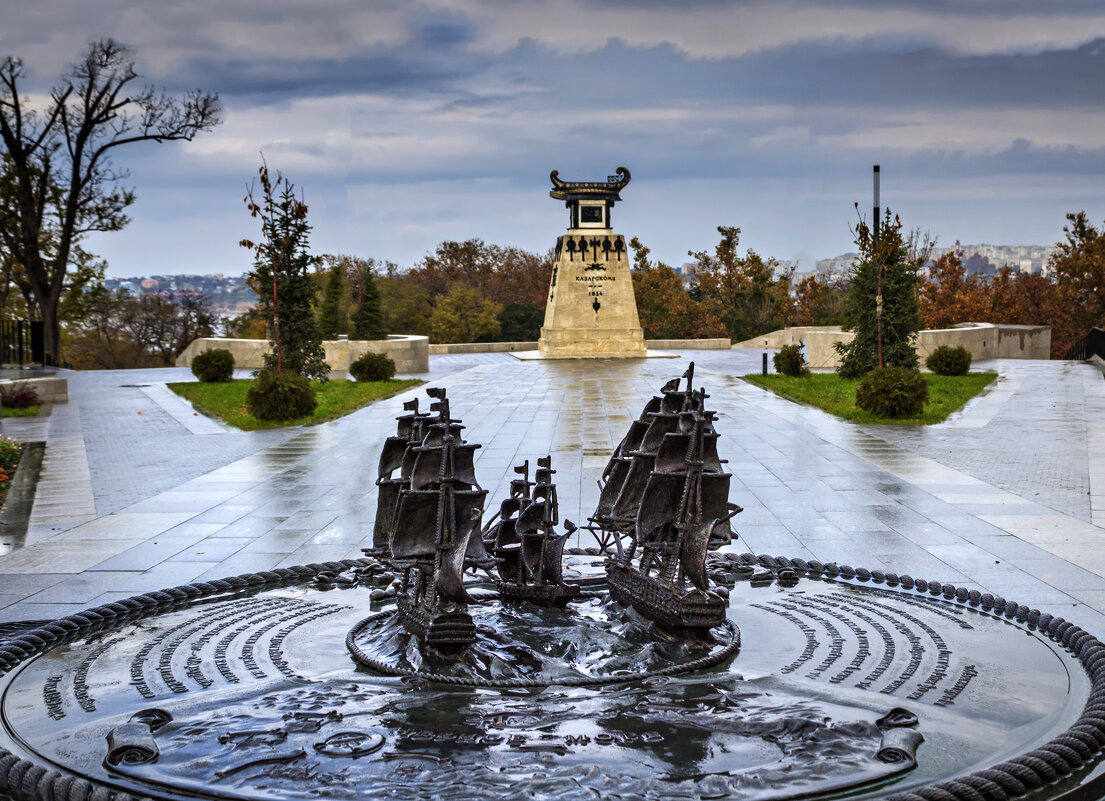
[169,378,423,431]
[742,372,997,425]
[0,405,40,418]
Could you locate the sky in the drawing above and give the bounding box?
[3,0,1105,278]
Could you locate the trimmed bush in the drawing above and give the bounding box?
[191,348,235,383]
[855,366,929,418]
[247,370,317,421]
[349,352,396,382]
[773,343,809,377]
[926,345,972,376]
[0,387,38,408]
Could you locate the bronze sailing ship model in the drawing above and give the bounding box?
[485,457,581,606]
[368,387,487,648]
[590,364,741,629]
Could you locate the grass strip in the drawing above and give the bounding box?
[742,372,997,425]
[168,378,423,431]
[1,405,40,418]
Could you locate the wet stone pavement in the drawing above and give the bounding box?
[0,351,1103,637]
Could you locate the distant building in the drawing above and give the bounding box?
[673,263,698,289]
[815,243,1056,281]
[815,253,860,279]
[928,243,1056,275]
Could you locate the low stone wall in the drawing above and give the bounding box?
[429,342,538,354]
[176,336,430,374]
[429,338,730,354]
[646,338,731,350]
[805,331,854,369]
[0,376,67,403]
[732,326,843,350]
[802,323,1052,369]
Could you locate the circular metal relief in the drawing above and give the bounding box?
[0,556,1104,801]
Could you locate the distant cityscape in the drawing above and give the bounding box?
[104,242,1058,313]
[668,242,1058,287]
[809,243,1057,282]
[102,274,257,317]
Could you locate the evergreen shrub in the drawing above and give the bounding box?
[247,370,316,420]
[926,345,972,376]
[773,344,809,377]
[349,352,396,382]
[855,366,929,418]
[191,348,235,383]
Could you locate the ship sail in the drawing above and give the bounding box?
[654,432,692,474]
[610,453,657,520]
[390,491,441,560]
[409,448,442,491]
[372,481,403,551]
[679,519,714,592]
[540,532,570,584]
[516,498,547,535]
[635,472,686,542]
[436,505,481,605]
[453,444,480,489]
[378,437,409,478]
[494,520,522,582]
[595,458,632,518]
[639,413,680,453]
[520,532,544,579]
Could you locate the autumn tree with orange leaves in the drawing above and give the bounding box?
[919,249,1072,357]
[628,237,726,339]
[688,226,794,342]
[1050,212,1105,355]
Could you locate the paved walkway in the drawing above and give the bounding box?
[1,352,1103,636]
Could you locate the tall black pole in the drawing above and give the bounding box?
[873,164,880,243]
[874,164,883,368]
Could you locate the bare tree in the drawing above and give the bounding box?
[0,39,220,363]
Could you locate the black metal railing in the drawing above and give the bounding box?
[1064,327,1105,361]
[0,319,44,366]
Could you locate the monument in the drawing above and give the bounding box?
[537,167,648,358]
[3,372,1105,801]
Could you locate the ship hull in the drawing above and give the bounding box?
[605,560,726,630]
[498,581,580,607]
[396,591,475,648]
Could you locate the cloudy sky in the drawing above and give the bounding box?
[4,0,1105,277]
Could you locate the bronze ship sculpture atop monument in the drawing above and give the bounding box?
[486,456,581,606]
[590,363,742,629]
[548,166,631,199]
[368,387,487,648]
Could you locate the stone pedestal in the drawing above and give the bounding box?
[538,231,646,358]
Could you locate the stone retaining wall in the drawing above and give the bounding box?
[646,338,731,350]
[429,341,538,354]
[429,338,730,354]
[176,336,430,374]
[799,323,1052,369]
[731,327,843,350]
[0,376,67,403]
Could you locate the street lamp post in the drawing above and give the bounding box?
[873,165,883,369]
